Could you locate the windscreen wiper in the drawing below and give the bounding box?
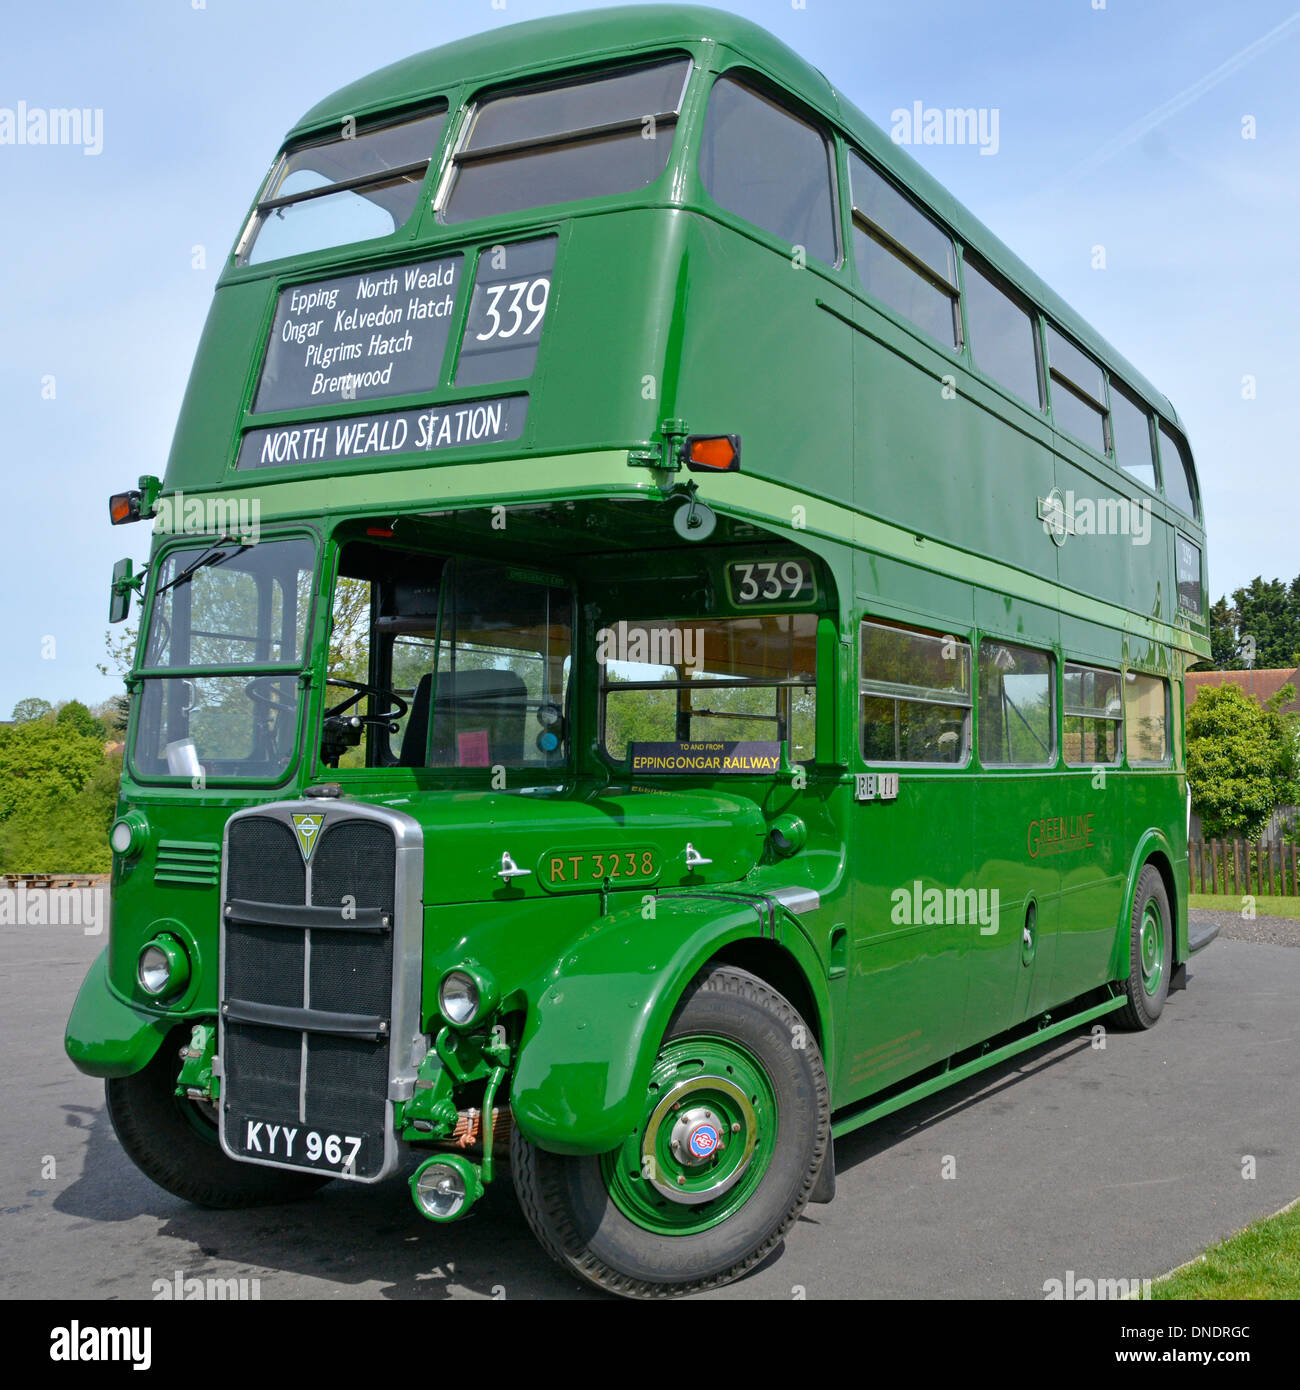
[154,542,252,597]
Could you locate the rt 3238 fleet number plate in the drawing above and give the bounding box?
[538,847,660,893]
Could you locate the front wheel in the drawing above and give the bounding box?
[1115,864,1173,1030]
[106,1031,331,1209]
[512,965,830,1298]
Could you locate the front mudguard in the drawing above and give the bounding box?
[64,949,172,1079]
[509,892,828,1156]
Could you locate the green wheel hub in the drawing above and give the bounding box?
[1139,899,1164,995]
[601,1034,778,1236]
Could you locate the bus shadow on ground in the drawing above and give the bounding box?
[827,1017,1150,1180]
[52,1102,599,1299]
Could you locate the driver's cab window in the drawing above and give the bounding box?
[321,543,572,772]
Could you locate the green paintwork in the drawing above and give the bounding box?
[70,5,1208,1199]
[174,1021,218,1101]
[64,950,173,1078]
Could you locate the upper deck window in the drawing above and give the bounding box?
[1046,324,1108,455]
[1157,421,1200,520]
[699,75,837,265]
[1109,382,1156,490]
[236,108,447,267]
[441,58,691,223]
[963,259,1041,407]
[848,153,959,348]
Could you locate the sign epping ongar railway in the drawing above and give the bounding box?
[629,741,782,774]
[254,257,462,412]
[237,395,528,469]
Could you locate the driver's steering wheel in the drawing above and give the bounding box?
[244,675,296,713]
[322,677,409,730]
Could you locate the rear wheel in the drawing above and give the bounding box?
[1115,864,1172,1030]
[106,1031,330,1209]
[512,965,830,1298]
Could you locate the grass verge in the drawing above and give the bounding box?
[1189,893,1300,919]
[1153,1200,1300,1299]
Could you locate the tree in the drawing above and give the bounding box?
[55,699,106,742]
[11,697,53,724]
[96,624,139,680]
[1207,596,1239,670]
[1232,577,1299,670]
[1186,683,1299,841]
[92,694,131,737]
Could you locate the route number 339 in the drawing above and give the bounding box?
[475,276,551,342]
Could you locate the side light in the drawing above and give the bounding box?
[109,811,149,859]
[684,434,741,472]
[137,934,190,999]
[768,813,807,858]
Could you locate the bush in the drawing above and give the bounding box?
[0,753,121,874]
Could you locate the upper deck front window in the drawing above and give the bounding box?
[441,57,691,223]
[237,107,447,266]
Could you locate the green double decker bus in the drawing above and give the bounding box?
[69,5,1213,1297]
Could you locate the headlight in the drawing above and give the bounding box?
[109,811,149,858]
[137,934,190,998]
[437,962,498,1028]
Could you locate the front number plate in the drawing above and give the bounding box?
[230,1116,370,1176]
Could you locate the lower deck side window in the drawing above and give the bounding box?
[859,619,971,764]
[1124,672,1170,764]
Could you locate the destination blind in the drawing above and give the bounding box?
[237,395,528,469]
[253,256,462,412]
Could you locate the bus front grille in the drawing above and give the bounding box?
[218,811,407,1182]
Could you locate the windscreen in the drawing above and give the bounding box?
[132,538,315,782]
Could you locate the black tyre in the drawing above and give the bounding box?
[1115,864,1172,1030]
[106,1031,330,1209]
[512,965,830,1298]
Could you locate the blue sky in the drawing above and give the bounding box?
[2,0,1297,712]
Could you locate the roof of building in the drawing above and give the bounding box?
[1186,668,1300,711]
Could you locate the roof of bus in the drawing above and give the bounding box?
[291,3,1181,428]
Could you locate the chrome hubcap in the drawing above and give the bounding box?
[643,1075,757,1205]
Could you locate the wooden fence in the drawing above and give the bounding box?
[1189,839,1300,897]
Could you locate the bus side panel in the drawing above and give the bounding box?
[852,305,1056,581]
[670,215,855,510]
